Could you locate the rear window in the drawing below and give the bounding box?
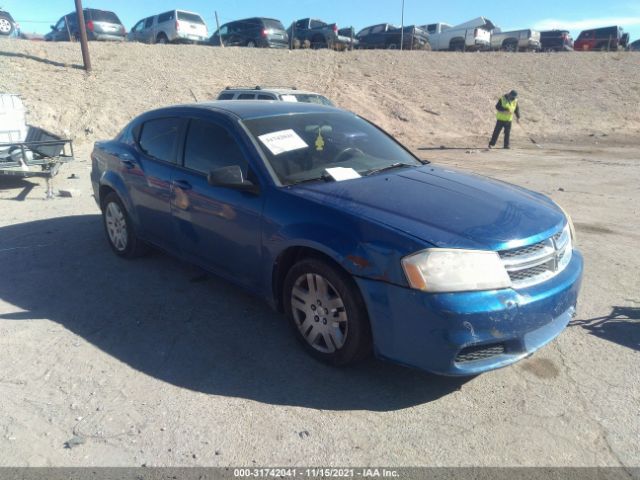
[263,19,284,30]
[88,10,122,24]
[310,20,327,29]
[177,11,205,24]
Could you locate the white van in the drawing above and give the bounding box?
[129,9,208,44]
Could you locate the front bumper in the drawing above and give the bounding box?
[356,250,583,376]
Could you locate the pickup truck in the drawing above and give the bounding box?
[287,18,358,50]
[356,23,429,50]
[419,17,494,51]
[490,28,541,51]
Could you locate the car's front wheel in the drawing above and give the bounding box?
[102,192,147,258]
[0,14,14,36]
[283,258,372,366]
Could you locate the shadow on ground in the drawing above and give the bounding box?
[0,215,465,411]
[0,51,84,69]
[571,306,640,352]
[0,176,40,201]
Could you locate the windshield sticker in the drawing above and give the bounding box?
[258,129,308,156]
[280,95,298,102]
[325,167,361,182]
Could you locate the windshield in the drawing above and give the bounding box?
[242,112,422,186]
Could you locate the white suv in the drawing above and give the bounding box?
[217,87,334,106]
[129,9,207,44]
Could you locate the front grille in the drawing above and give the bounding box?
[500,242,546,259]
[455,343,505,363]
[499,226,572,289]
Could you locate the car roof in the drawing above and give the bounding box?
[223,87,327,96]
[156,101,339,120]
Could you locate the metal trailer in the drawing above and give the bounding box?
[0,126,74,198]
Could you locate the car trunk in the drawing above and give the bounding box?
[263,19,288,46]
[88,10,125,37]
[177,11,208,39]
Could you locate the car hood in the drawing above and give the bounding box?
[290,165,565,251]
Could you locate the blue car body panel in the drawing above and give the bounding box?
[91,101,583,375]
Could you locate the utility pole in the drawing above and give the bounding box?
[74,0,91,71]
[215,11,223,47]
[400,0,405,51]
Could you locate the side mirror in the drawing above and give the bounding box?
[207,165,259,194]
[50,25,56,30]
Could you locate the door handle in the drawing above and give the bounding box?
[172,179,192,191]
[117,152,135,169]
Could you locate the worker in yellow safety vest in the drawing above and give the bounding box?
[488,90,520,149]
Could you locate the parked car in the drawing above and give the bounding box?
[210,17,288,48]
[540,30,574,52]
[287,18,358,50]
[0,9,16,36]
[574,25,629,51]
[91,101,583,376]
[217,87,334,106]
[356,23,429,50]
[490,28,541,52]
[128,10,207,44]
[45,9,126,41]
[419,17,494,51]
[628,39,640,51]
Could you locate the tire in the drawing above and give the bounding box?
[101,192,148,258]
[502,41,518,52]
[156,33,168,44]
[450,40,465,52]
[387,43,397,50]
[0,13,14,36]
[283,258,372,366]
[247,40,257,48]
[311,35,326,49]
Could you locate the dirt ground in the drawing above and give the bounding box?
[0,38,639,467]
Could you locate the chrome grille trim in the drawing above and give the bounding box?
[500,226,572,289]
[455,343,506,363]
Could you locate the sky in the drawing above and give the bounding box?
[3,0,640,41]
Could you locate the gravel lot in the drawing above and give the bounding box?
[0,39,638,467]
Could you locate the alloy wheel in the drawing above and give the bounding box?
[105,201,128,252]
[291,273,348,354]
[0,19,11,34]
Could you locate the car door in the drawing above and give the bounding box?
[171,114,264,290]
[141,16,155,43]
[129,19,144,42]
[127,116,185,252]
[50,17,67,41]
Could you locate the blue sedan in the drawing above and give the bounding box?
[91,101,583,375]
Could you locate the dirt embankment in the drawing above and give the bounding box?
[1,38,639,148]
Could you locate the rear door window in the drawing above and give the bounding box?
[158,11,174,23]
[144,17,154,28]
[138,118,183,163]
[183,119,248,175]
[237,94,256,100]
[257,94,276,100]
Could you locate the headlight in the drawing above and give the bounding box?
[556,203,576,243]
[402,249,512,293]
